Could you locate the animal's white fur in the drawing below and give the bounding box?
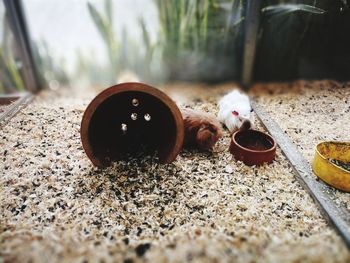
[218,89,254,133]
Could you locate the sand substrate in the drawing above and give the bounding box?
[251,80,350,208]
[1,82,349,262]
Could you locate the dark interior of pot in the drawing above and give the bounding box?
[88,91,177,165]
[235,130,274,151]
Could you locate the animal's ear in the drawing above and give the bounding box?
[232,110,239,116]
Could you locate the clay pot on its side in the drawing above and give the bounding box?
[81,82,184,167]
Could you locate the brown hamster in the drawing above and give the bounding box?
[181,108,223,151]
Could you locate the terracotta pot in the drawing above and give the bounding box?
[81,82,184,167]
[229,129,276,166]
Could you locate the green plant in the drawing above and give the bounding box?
[0,48,25,93]
[156,0,212,53]
[0,7,69,93]
[86,0,245,83]
[87,0,160,83]
[0,13,25,93]
[155,0,245,81]
[88,0,119,83]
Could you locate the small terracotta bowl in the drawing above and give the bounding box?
[229,129,276,166]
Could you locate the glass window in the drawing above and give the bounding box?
[22,0,245,88]
[255,0,350,81]
[0,0,25,94]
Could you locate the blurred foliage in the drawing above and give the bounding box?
[87,0,157,84]
[155,0,245,81]
[32,40,70,89]
[86,0,245,83]
[74,48,109,85]
[3,0,346,92]
[88,0,118,83]
[0,3,69,94]
[0,10,25,93]
[84,0,350,83]
[72,0,350,83]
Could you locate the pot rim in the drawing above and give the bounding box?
[231,129,277,154]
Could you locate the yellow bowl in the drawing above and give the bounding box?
[312,141,350,192]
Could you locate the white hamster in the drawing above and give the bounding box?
[218,89,254,133]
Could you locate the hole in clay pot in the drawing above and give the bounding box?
[121,123,127,134]
[87,91,177,164]
[132,98,139,107]
[144,113,151,121]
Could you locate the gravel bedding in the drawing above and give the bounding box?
[251,80,350,210]
[0,83,349,263]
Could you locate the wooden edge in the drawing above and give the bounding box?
[0,92,33,128]
[251,100,350,249]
